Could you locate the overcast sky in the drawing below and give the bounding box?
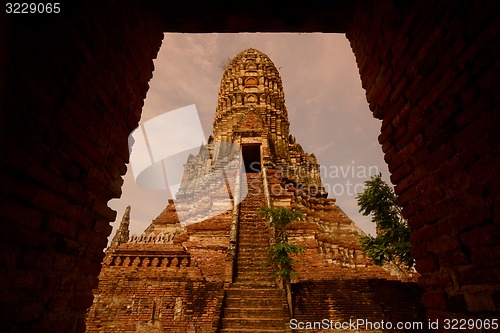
[108,33,392,240]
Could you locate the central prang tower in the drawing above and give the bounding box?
[178,48,326,202]
[213,48,290,166]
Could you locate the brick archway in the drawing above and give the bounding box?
[1,1,498,332]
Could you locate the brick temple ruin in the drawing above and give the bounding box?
[2,1,498,332]
[85,49,425,332]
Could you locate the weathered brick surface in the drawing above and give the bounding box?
[86,257,224,333]
[346,0,500,321]
[292,280,426,332]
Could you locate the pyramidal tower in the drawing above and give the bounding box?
[210,48,324,184]
[86,49,424,332]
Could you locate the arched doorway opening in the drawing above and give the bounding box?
[242,144,262,173]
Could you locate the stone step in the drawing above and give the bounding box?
[238,226,267,230]
[239,233,268,237]
[235,270,273,276]
[237,254,268,259]
[223,307,284,319]
[238,222,267,226]
[227,289,284,300]
[235,270,271,276]
[236,270,274,282]
[220,176,290,332]
[239,219,266,222]
[237,253,268,258]
[230,281,276,288]
[227,282,279,289]
[239,217,263,220]
[239,223,267,227]
[235,269,272,275]
[239,219,266,223]
[238,243,268,248]
[238,245,268,250]
[238,253,268,258]
[238,246,268,250]
[235,278,275,285]
[226,288,283,298]
[236,259,270,265]
[220,328,287,333]
[238,232,268,236]
[237,255,267,260]
[225,296,283,308]
[238,243,267,247]
[240,218,267,223]
[222,317,285,329]
[236,265,269,271]
[237,254,268,260]
[236,262,269,267]
[236,256,269,262]
[238,246,267,250]
[238,225,268,230]
[238,234,268,238]
[239,237,267,243]
[237,242,269,247]
[238,231,268,235]
[238,219,266,223]
[235,266,270,272]
[238,241,268,246]
[237,249,268,254]
[238,238,269,243]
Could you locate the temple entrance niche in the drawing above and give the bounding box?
[241,144,261,173]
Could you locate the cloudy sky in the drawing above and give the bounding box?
[108,33,392,240]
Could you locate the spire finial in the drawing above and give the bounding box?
[107,206,131,254]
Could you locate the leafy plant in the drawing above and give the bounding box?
[356,173,414,271]
[257,206,305,318]
[264,240,305,278]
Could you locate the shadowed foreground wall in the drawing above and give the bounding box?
[347,0,499,321]
[0,1,498,332]
[0,2,163,332]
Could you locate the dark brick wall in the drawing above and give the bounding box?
[292,280,426,332]
[0,2,163,332]
[346,0,499,322]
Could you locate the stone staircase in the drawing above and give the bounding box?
[220,173,290,333]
